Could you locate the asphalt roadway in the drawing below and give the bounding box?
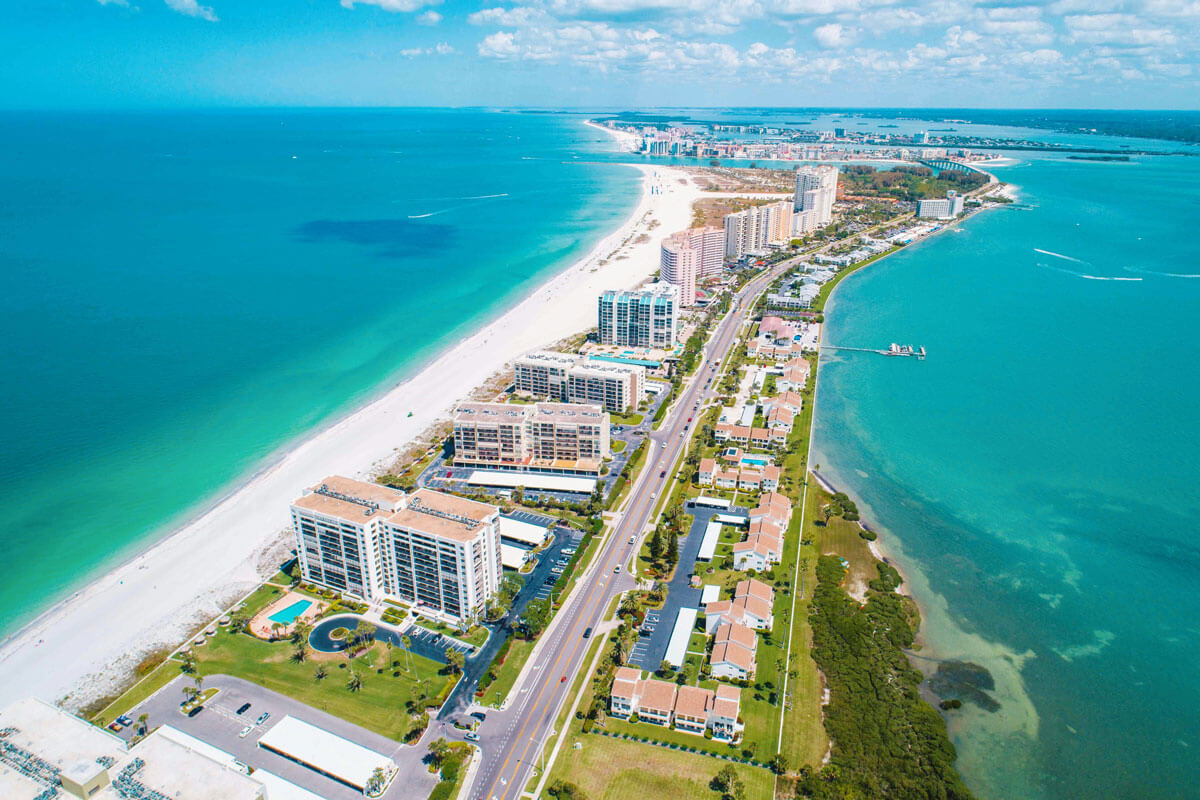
[456,260,795,800]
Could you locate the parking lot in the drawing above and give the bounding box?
[124,674,436,800]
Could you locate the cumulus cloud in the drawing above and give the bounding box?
[400,41,456,56]
[165,0,218,21]
[416,9,442,24]
[814,22,854,47]
[340,0,440,12]
[97,0,130,6]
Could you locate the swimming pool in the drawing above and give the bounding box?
[740,456,769,468]
[589,354,662,368]
[268,599,312,625]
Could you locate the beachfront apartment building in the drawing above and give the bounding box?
[609,667,743,741]
[724,200,793,258]
[597,283,679,348]
[710,621,758,681]
[513,350,645,414]
[917,190,966,219]
[453,401,609,475]
[793,165,839,236]
[660,227,725,306]
[291,477,502,625]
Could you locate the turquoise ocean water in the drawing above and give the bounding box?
[814,150,1200,798]
[0,110,637,636]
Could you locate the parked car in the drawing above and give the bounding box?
[116,715,133,726]
[465,731,480,742]
[239,726,253,739]
[107,722,124,732]
[236,703,251,715]
[187,707,204,718]
[255,712,270,725]
[471,710,487,723]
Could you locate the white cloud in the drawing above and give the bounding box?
[165,0,217,21]
[814,22,854,47]
[468,6,550,25]
[97,0,130,6]
[1065,13,1176,45]
[340,0,440,12]
[400,41,457,56]
[416,9,442,24]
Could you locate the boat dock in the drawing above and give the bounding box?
[822,343,926,359]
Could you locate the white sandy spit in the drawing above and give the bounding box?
[0,148,701,710]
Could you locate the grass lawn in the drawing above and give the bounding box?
[545,732,771,800]
[194,628,451,741]
[414,617,490,648]
[92,657,185,726]
[611,411,644,426]
[611,439,627,454]
[480,636,535,708]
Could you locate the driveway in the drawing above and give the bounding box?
[124,674,437,800]
[630,501,747,670]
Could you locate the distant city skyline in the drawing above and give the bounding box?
[3,0,1198,108]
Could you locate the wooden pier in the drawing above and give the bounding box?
[821,343,926,359]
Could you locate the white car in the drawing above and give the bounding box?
[238,725,253,739]
[628,536,635,544]
[613,565,622,573]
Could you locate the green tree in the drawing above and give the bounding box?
[401,635,414,673]
[346,672,363,692]
[179,650,197,675]
[648,527,664,561]
[291,619,312,645]
[522,599,552,640]
[427,737,451,769]
[667,530,679,565]
[366,766,388,795]
[313,664,328,681]
[445,647,466,674]
[710,764,744,800]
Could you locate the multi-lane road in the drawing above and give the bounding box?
[460,258,794,800]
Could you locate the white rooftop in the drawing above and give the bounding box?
[467,470,596,493]
[664,608,699,668]
[700,585,721,605]
[257,716,395,791]
[500,542,532,570]
[498,515,551,546]
[252,770,328,800]
[697,520,722,562]
[132,733,264,800]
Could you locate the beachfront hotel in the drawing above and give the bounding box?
[724,200,794,258]
[452,401,610,475]
[793,165,839,231]
[291,477,502,624]
[917,190,966,219]
[513,350,645,414]
[660,227,726,306]
[597,283,679,348]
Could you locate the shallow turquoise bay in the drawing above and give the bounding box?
[814,152,1200,798]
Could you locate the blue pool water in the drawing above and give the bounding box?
[740,456,769,468]
[267,599,312,626]
[589,354,661,368]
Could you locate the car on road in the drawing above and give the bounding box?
[583,627,592,638]
[238,725,253,739]
[465,731,480,742]
[660,441,666,448]
[687,416,692,422]
[628,535,635,544]
[236,703,251,715]
[255,712,270,725]
[560,675,567,683]
[659,470,666,478]
[446,470,452,478]
[613,564,622,573]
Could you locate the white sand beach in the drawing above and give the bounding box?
[0,150,701,710]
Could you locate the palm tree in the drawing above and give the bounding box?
[314,664,328,682]
[291,620,312,646]
[346,672,363,692]
[179,650,196,675]
[401,635,413,673]
[137,713,149,735]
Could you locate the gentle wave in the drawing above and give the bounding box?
[1124,267,1200,279]
[1038,263,1143,281]
[1034,247,1084,263]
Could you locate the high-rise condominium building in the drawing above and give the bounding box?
[660,227,726,307]
[452,401,610,474]
[793,165,839,230]
[916,190,965,219]
[291,477,502,624]
[514,351,645,414]
[724,200,794,258]
[597,283,679,348]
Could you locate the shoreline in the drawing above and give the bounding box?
[0,127,701,711]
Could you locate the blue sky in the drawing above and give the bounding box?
[3,0,1198,108]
